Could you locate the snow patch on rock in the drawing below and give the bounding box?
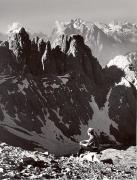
[107,55,130,69]
[58,74,70,84]
[74,90,119,144]
[115,77,131,87]
[17,79,29,95]
[89,90,118,142]
[51,83,60,89]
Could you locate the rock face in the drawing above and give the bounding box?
[0,27,136,155]
[51,18,137,66]
[104,53,137,145]
[9,27,31,67]
[0,46,16,75]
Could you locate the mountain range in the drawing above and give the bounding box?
[51,19,137,66]
[0,21,136,155]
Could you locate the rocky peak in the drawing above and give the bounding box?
[8,28,48,75]
[43,34,103,83]
[38,38,46,56]
[42,41,52,71]
[7,28,103,83]
[18,27,30,46]
[67,35,84,57]
[7,27,103,83]
[66,34,103,84]
[60,34,71,53]
[8,27,31,69]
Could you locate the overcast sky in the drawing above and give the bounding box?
[0,0,136,34]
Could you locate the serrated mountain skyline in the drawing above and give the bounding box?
[0,0,136,34]
[1,18,137,67]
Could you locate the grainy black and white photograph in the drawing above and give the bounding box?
[0,0,136,179]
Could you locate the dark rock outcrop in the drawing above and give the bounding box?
[0,46,17,75]
[8,29,103,81]
[9,27,31,70]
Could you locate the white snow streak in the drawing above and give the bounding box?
[89,91,118,142]
[74,89,119,143]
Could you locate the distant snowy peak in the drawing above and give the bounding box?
[54,18,102,35]
[108,21,137,33]
[95,21,137,34]
[53,18,137,36]
[52,18,106,50]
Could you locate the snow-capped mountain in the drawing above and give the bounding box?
[0,27,136,155]
[51,18,137,66]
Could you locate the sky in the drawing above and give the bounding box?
[0,0,136,34]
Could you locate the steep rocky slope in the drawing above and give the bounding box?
[51,19,137,66]
[0,27,136,155]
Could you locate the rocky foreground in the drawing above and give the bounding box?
[0,142,136,180]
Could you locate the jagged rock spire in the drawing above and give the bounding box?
[8,27,31,69]
[38,38,46,56]
[7,28,103,83]
[42,41,52,71]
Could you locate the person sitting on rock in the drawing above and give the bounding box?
[78,128,100,156]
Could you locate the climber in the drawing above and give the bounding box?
[78,128,100,156]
